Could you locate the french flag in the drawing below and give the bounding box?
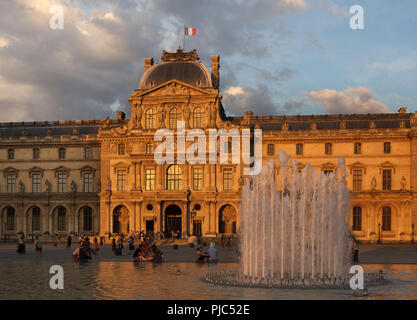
[185,26,196,36]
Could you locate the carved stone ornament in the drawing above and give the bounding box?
[147,82,202,96]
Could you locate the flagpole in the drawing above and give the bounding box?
[183,25,186,51]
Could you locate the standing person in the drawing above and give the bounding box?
[221,236,225,249]
[353,242,359,264]
[57,236,61,246]
[100,236,104,246]
[112,238,116,252]
[128,236,135,255]
[16,238,25,255]
[66,235,72,250]
[35,237,42,258]
[93,237,100,259]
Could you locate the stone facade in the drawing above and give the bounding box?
[0,49,416,243]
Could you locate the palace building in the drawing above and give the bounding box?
[0,49,416,243]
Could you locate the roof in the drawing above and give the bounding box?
[139,49,212,89]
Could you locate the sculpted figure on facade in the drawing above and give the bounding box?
[371,177,377,190]
[183,104,191,128]
[18,180,25,194]
[159,105,166,127]
[401,176,406,190]
[45,180,51,193]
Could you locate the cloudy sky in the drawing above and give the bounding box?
[0,0,416,121]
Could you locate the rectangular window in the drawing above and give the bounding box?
[352,170,362,192]
[7,174,16,193]
[382,169,392,190]
[32,173,41,193]
[83,173,93,192]
[33,148,40,159]
[193,167,203,190]
[145,168,155,191]
[267,144,275,156]
[325,143,332,155]
[8,149,14,160]
[85,147,92,160]
[296,143,303,155]
[117,170,126,191]
[58,173,67,193]
[323,170,333,176]
[223,168,233,191]
[354,142,362,154]
[32,207,40,230]
[384,142,391,154]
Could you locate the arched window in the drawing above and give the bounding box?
[145,108,156,129]
[352,206,362,231]
[192,107,203,128]
[169,108,179,129]
[118,144,125,155]
[296,143,303,155]
[146,142,153,155]
[32,207,41,231]
[83,207,93,231]
[57,207,66,231]
[6,207,15,230]
[58,148,66,159]
[166,165,182,190]
[382,206,391,231]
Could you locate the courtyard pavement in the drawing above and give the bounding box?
[0,240,416,264]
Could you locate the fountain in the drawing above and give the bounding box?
[205,151,384,288]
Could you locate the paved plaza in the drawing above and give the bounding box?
[0,240,416,264]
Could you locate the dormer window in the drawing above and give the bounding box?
[196,80,201,86]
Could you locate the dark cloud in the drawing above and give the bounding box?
[0,0,309,121]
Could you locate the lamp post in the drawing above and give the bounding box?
[377,222,381,244]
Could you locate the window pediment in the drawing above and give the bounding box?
[3,167,18,178]
[29,167,44,178]
[320,162,336,170]
[378,161,396,174]
[349,162,366,174]
[113,162,130,174]
[80,165,96,177]
[54,166,70,177]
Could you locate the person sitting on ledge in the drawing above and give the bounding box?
[195,246,210,263]
[207,243,218,263]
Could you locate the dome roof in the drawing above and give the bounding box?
[139,49,212,89]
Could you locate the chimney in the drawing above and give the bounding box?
[144,57,154,70]
[211,55,220,89]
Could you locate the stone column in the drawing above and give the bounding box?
[132,161,137,190]
[156,165,162,190]
[138,161,142,191]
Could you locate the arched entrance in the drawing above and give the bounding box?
[113,205,129,234]
[219,205,237,234]
[165,204,182,235]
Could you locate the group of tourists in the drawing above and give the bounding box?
[110,232,165,262]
